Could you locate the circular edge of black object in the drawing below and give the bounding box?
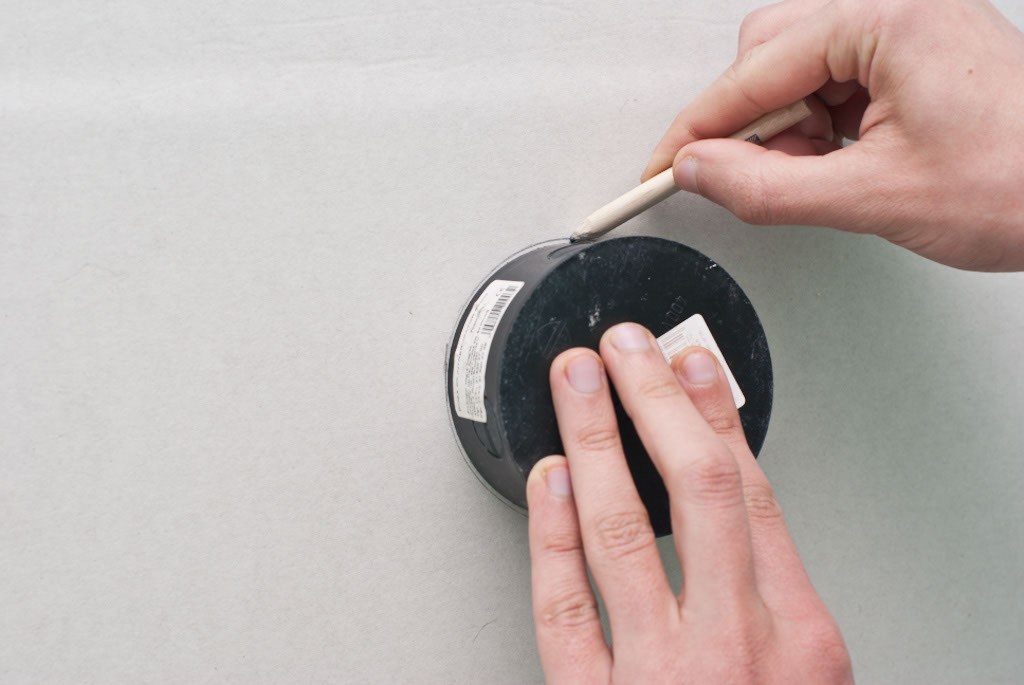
[445,237,773,536]
[444,239,568,516]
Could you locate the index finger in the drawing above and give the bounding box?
[548,349,676,639]
[642,1,866,180]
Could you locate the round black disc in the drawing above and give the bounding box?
[446,236,772,536]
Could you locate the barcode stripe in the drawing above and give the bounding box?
[480,286,517,334]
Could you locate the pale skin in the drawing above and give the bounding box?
[527,0,1024,682]
[643,0,1024,272]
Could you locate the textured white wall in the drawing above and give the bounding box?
[2,1,1023,682]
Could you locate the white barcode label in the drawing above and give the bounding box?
[481,288,516,334]
[452,280,525,423]
[657,313,746,409]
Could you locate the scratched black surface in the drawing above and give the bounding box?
[448,236,772,536]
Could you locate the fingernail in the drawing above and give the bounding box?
[610,323,650,352]
[566,355,602,393]
[675,156,698,193]
[680,348,718,385]
[546,466,572,500]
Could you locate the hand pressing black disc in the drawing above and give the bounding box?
[446,236,772,537]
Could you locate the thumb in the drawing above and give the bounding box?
[672,138,888,233]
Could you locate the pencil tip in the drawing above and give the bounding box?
[570,220,594,244]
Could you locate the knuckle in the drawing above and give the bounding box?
[802,617,853,679]
[636,375,684,401]
[572,423,620,453]
[682,450,744,505]
[738,7,770,45]
[731,167,778,225]
[539,589,600,631]
[819,638,854,680]
[721,61,768,112]
[590,510,655,561]
[721,61,748,92]
[742,482,785,527]
[704,406,743,437]
[539,528,583,557]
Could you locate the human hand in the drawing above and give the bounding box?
[526,323,852,684]
[642,0,1024,271]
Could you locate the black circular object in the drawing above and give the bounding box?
[446,236,772,536]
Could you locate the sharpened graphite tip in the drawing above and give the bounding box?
[569,219,602,244]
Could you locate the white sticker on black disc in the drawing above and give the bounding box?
[452,280,524,422]
[657,313,746,409]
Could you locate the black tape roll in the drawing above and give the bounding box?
[446,236,772,537]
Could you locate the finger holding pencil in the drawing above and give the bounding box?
[570,99,813,243]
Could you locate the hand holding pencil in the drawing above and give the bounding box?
[587,0,1024,271]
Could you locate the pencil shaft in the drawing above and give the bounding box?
[577,169,678,240]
